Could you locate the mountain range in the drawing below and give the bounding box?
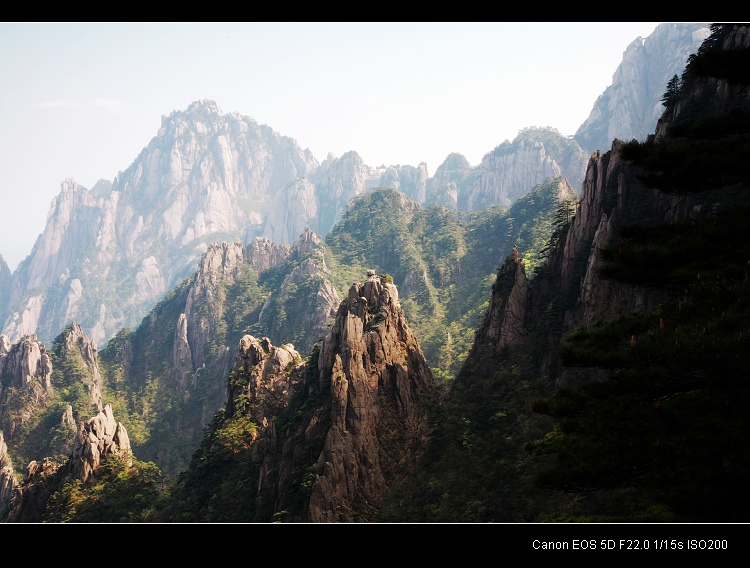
[5,22,746,524]
[0,23,709,351]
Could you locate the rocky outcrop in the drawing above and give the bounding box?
[261,159,430,245]
[307,150,373,239]
[181,238,259,376]
[220,271,437,522]
[0,334,53,440]
[176,229,335,385]
[473,24,750,386]
[369,163,429,204]
[1,98,438,352]
[2,457,61,523]
[301,270,436,522]
[67,404,131,484]
[0,323,109,518]
[654,24,750,145]
[106,228,338,478]
[575,23,710,154]
[425,153,473,209]
[4,23,698,352]
[471,246,528,356]
[469,135,672,381]
[3,404,131,522]
[262,179,320,245]
[226,335,303,422]
[231,335,309,522]
[256,228,340,351]
[243,236,294,273]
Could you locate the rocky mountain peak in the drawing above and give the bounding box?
[2,404,131,522]
[67,404,131,485]
[187,98,223,116]
[226,335,303,424]
[470,246,528,358]
[457,127,589,211]
[0,334,53,440]
[304,271,435,521]
[575,23,710,154]
[187,269,437,522]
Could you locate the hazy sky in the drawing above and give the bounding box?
[0,22,664,272]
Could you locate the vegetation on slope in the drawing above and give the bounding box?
[42,454,163,523]
[325,180,575,385]
[527,24,750,522]
[529,210,750,521]
[5,324,103,471]
[145,329,328,522]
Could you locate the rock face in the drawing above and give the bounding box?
[474,113,724,375]
[424,152,470,209]
[214,271,437,522]
[1,25,702,351]
[263,152,431,245]
[4,22,697,354]
[3,404,130,523]
[471,246,528,353]
[0,100,320,348]
[575,22,710,154]
[67,404,131,484]
[0,100,440,353]
[0,334,53,441]
[425,127,589,212]
[108,228,339,477]
[304,271,436,521]
[0,322,113,521]
[0,433,19,520]
[225,335,303,424]
[0,256,9,307]
[459,127,589,211]
[471,140,673,383]
[224,334,306,508]
[474,24,750,385]
[172,228,337,390]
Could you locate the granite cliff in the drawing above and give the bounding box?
[575,22,710,154]
[156,270,437,522]
[0,22,726,523]
[99,228,339,477]
[379,23,750,522]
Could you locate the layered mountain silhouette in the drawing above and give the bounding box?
[4,22,741,523]
[0,24,708,352]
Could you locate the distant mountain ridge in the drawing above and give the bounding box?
[574,22,709,153]
[1,23,740,524]
[0,109,585,350]
[0,24,707,350]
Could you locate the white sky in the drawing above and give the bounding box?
[0,21,664,272]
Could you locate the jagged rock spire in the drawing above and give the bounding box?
[307,270,435,522]
[68,404,131,484]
